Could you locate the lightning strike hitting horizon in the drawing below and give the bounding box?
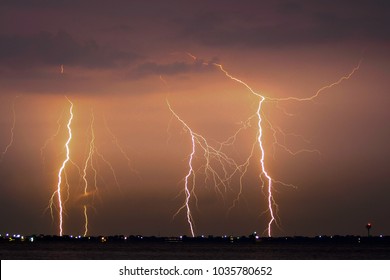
[48,97,74,237]
[0,96,18,163]
[167,99,253,237]
[167,100,196,237]
[185,53,361,236]
[80,111,129,235]
[212,60,361,237]
[195,61,278,236]
[165,61,295,236]
[42,100,134,236]
[81,111,97,237]
[213,63,277,236]
[256,97,275,237]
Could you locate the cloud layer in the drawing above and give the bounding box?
[0,31,139,69]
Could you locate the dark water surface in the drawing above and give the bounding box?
[1,241,389,259]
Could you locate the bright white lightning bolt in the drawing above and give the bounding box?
[0,96,18,162]
[212,60,361,236]
[184,53,360,236]
[42,99,134,235]
[49,96,73,236]
[212,62,277,236]
[167,97,256,237]
[167,100,196,237]
[256,97,275,237]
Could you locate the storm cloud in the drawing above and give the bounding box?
[0,30,139,69]
[176,0,390,48]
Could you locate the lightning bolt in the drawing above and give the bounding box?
[48,96,74,236]
[167,100,196,237]
[167,98,255,237]
[266,60,362,102]
[267,125,321,159]
[41,98,135,235]
[211,62,278,236]
[40,109,65,168]
[81,111,128,235]
[217,62,361,236]
[81,110,97,237]
[0,96,18,162]
[186,53,360,236]
[103,117,139,176]
[256,97,275,237]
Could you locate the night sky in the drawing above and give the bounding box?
[0,0,389,237]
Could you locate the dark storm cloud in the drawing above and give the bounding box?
[0,0,84,8]
[176,0,390,48]
[0,0,193,19]
[133,57,219,78]
[0,31,139,69]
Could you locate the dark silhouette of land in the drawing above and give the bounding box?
[1,233,389,259]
